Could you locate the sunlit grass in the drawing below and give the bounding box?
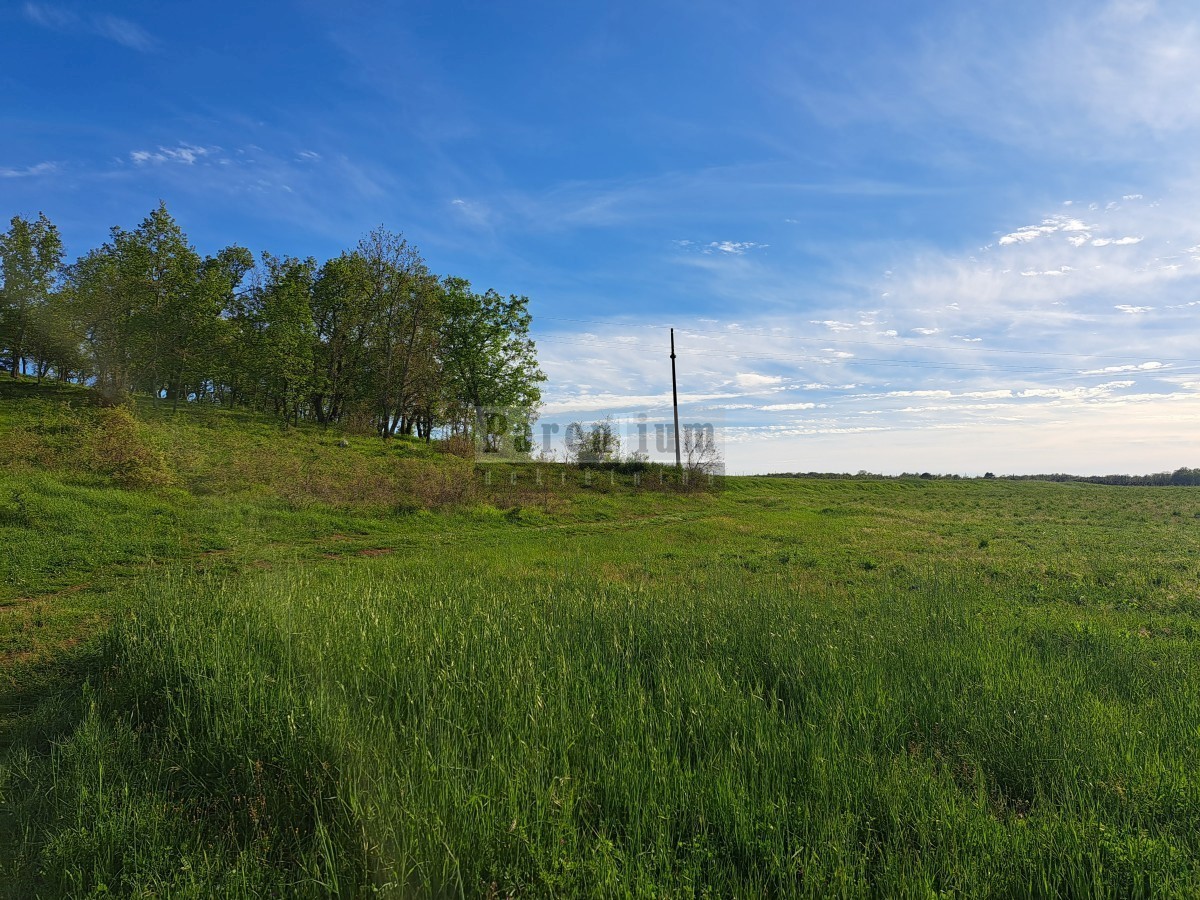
[6,487,1200,896]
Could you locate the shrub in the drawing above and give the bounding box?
[81,406,174,488]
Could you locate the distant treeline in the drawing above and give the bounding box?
[0,205,544,439]
[766,468,1200,486]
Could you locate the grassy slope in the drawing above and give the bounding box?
[2,382,1200,896]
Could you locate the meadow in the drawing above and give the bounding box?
[2,384,1200,896]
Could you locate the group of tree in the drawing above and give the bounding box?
[560,416,723,475]
[0,204,544,440]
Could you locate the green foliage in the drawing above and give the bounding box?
[0,212,63,378]
[20,207,545,443]
[440,276,545,441]
[256,253,317,422]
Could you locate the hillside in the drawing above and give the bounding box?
[3,383,1200,896]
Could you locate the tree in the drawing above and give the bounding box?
[124,203,214,405]
[438,278,545,446]
[255,254,317,424]
[205,245,256,407]
[0,212,63,377]
[681,423,723,477]
[66,203,216,404]
[26,287,86,382]
[565,417,621,464]
[356,227,437,438]
[311,252,375,425]
[68,236,133,402]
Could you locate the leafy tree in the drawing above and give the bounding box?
[26,287,87,382]
[125,203,214,405]
[311,252,374,425]
[67,237,131,402]
[255,254,317,424]
[0,212,63,377]
[201,245,256,407]
[438,278,545,447]
[357,227,437,438]
[66,203,217,404]
[566,417,621,464]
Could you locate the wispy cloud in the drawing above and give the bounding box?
[734,373,784,388]
[1080,361,1166,375]
[22,3,157,52]
[130,143,220,166]
[703,241,766,255]
[0,161,58,178]
[448,197,492,229]
[787,1,1200,162]
[1092,236,1143,246]
[999,216,1093,246]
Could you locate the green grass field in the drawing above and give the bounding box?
[3,382,1200,896]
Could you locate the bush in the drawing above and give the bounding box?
[81,406,174,488]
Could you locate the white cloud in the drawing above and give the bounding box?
[911,327,940,335]
[704,241,766,255]
[962,389,1015,399]
[734,373,784,388]
[1114,304,1153,314]
[811,319,856,331]
[0,161,57,178]
[1091,236,1143,246]
[130,143,219,166]
[1080,361,1166,375]
[999,216,1096,245]
[760,402,817,411]
[538,391,743,415]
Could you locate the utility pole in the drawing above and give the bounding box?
[671,327,682,472]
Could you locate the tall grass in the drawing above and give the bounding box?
[7,553,1199,896]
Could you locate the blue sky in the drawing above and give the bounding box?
[4,0,1200,473]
